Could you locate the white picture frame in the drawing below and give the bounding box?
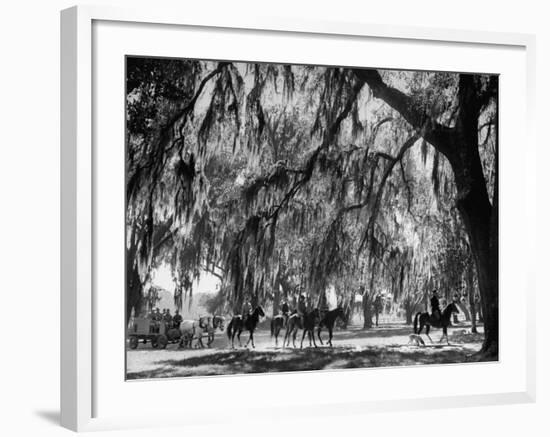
[61,5,536,432]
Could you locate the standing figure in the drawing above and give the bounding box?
[163,308,173,326]
[373,294,382,327]
[172,309,183,329]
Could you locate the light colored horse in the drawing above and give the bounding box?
[179,315,226,348]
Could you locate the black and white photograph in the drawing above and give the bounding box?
[125,56,498,380]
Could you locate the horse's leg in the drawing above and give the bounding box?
[425,325,433,343]
[442,326,449,345]
[284,323,293,348]
[300,329,307,349]
[317,326,324,345]
[292,328,298,348]
[251,330,255,348]
[328,327,333,347]
[312,329,318,348]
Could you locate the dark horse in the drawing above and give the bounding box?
[283,309,320,348]
[317,307,345,347]
[227,306,265,348]
[270,314,287,347]
[413,302,460,345]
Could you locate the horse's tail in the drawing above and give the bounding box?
[413,312,421,334]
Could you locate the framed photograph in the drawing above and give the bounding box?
[61,5,536,431]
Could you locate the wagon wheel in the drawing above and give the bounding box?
[129,336,138,349]
[157,334,168,349]
[151,337,158,348]
[168,328,181,342]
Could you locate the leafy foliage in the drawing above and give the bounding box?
[125,57,497,324]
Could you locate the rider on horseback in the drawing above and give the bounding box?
[297,294,307,329]
[281,299,290,326]
[241,297,252,324]
[430,289,441,323]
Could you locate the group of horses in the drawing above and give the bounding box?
[175,315,226,348]
[173,300,461,350]
[227,306,346,349]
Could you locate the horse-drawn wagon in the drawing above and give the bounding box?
[127,317,171,349]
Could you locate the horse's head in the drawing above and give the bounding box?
[443,302,460,319]
[450,301,460,314]
[199,316,211,329]
[214,315,225,331]
[255,306,266,317]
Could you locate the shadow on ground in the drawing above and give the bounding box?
[127,343,493,380]
[34,410,59,425]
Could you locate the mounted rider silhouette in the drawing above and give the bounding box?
[430,289,441,324]
[281,299,290,326]
[241,297,252,324]
[297,294,307,329]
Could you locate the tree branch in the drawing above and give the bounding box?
[352,69,454,159]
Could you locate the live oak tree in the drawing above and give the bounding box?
[126,58,498,358]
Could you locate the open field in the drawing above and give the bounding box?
[126,322,490,379]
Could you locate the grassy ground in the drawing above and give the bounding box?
[126,323,491,380]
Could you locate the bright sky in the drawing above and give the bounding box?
[150,264,220,295]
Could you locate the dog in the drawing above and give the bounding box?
[408,333,426,347]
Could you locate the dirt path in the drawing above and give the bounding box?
[126,323,487,379]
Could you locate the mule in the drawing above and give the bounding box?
[317,306,345,347]
[226,306,265,348]
[413,302,460,345]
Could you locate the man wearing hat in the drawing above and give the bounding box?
[172,309,183,329]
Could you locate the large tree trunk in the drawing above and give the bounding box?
[453,75,498,358]
[126,252,143,325]
[404,299,414,325]
[466,259,478,333]
[457,197,497,354]
[362,294,373,329]
[272,276,281,318]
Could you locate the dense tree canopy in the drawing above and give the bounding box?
[126,58,497,356]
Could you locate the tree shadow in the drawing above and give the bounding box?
[127,343,492,380]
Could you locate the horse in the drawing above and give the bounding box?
[413,302,460,345]
[283,308,320,349]
[195,315,226,347]
[178,315,223,349]
[205,315,225,346]
[317,306,345,347]
[270,314,287,347]
[226,306,265,348]
[178,319,205,348]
